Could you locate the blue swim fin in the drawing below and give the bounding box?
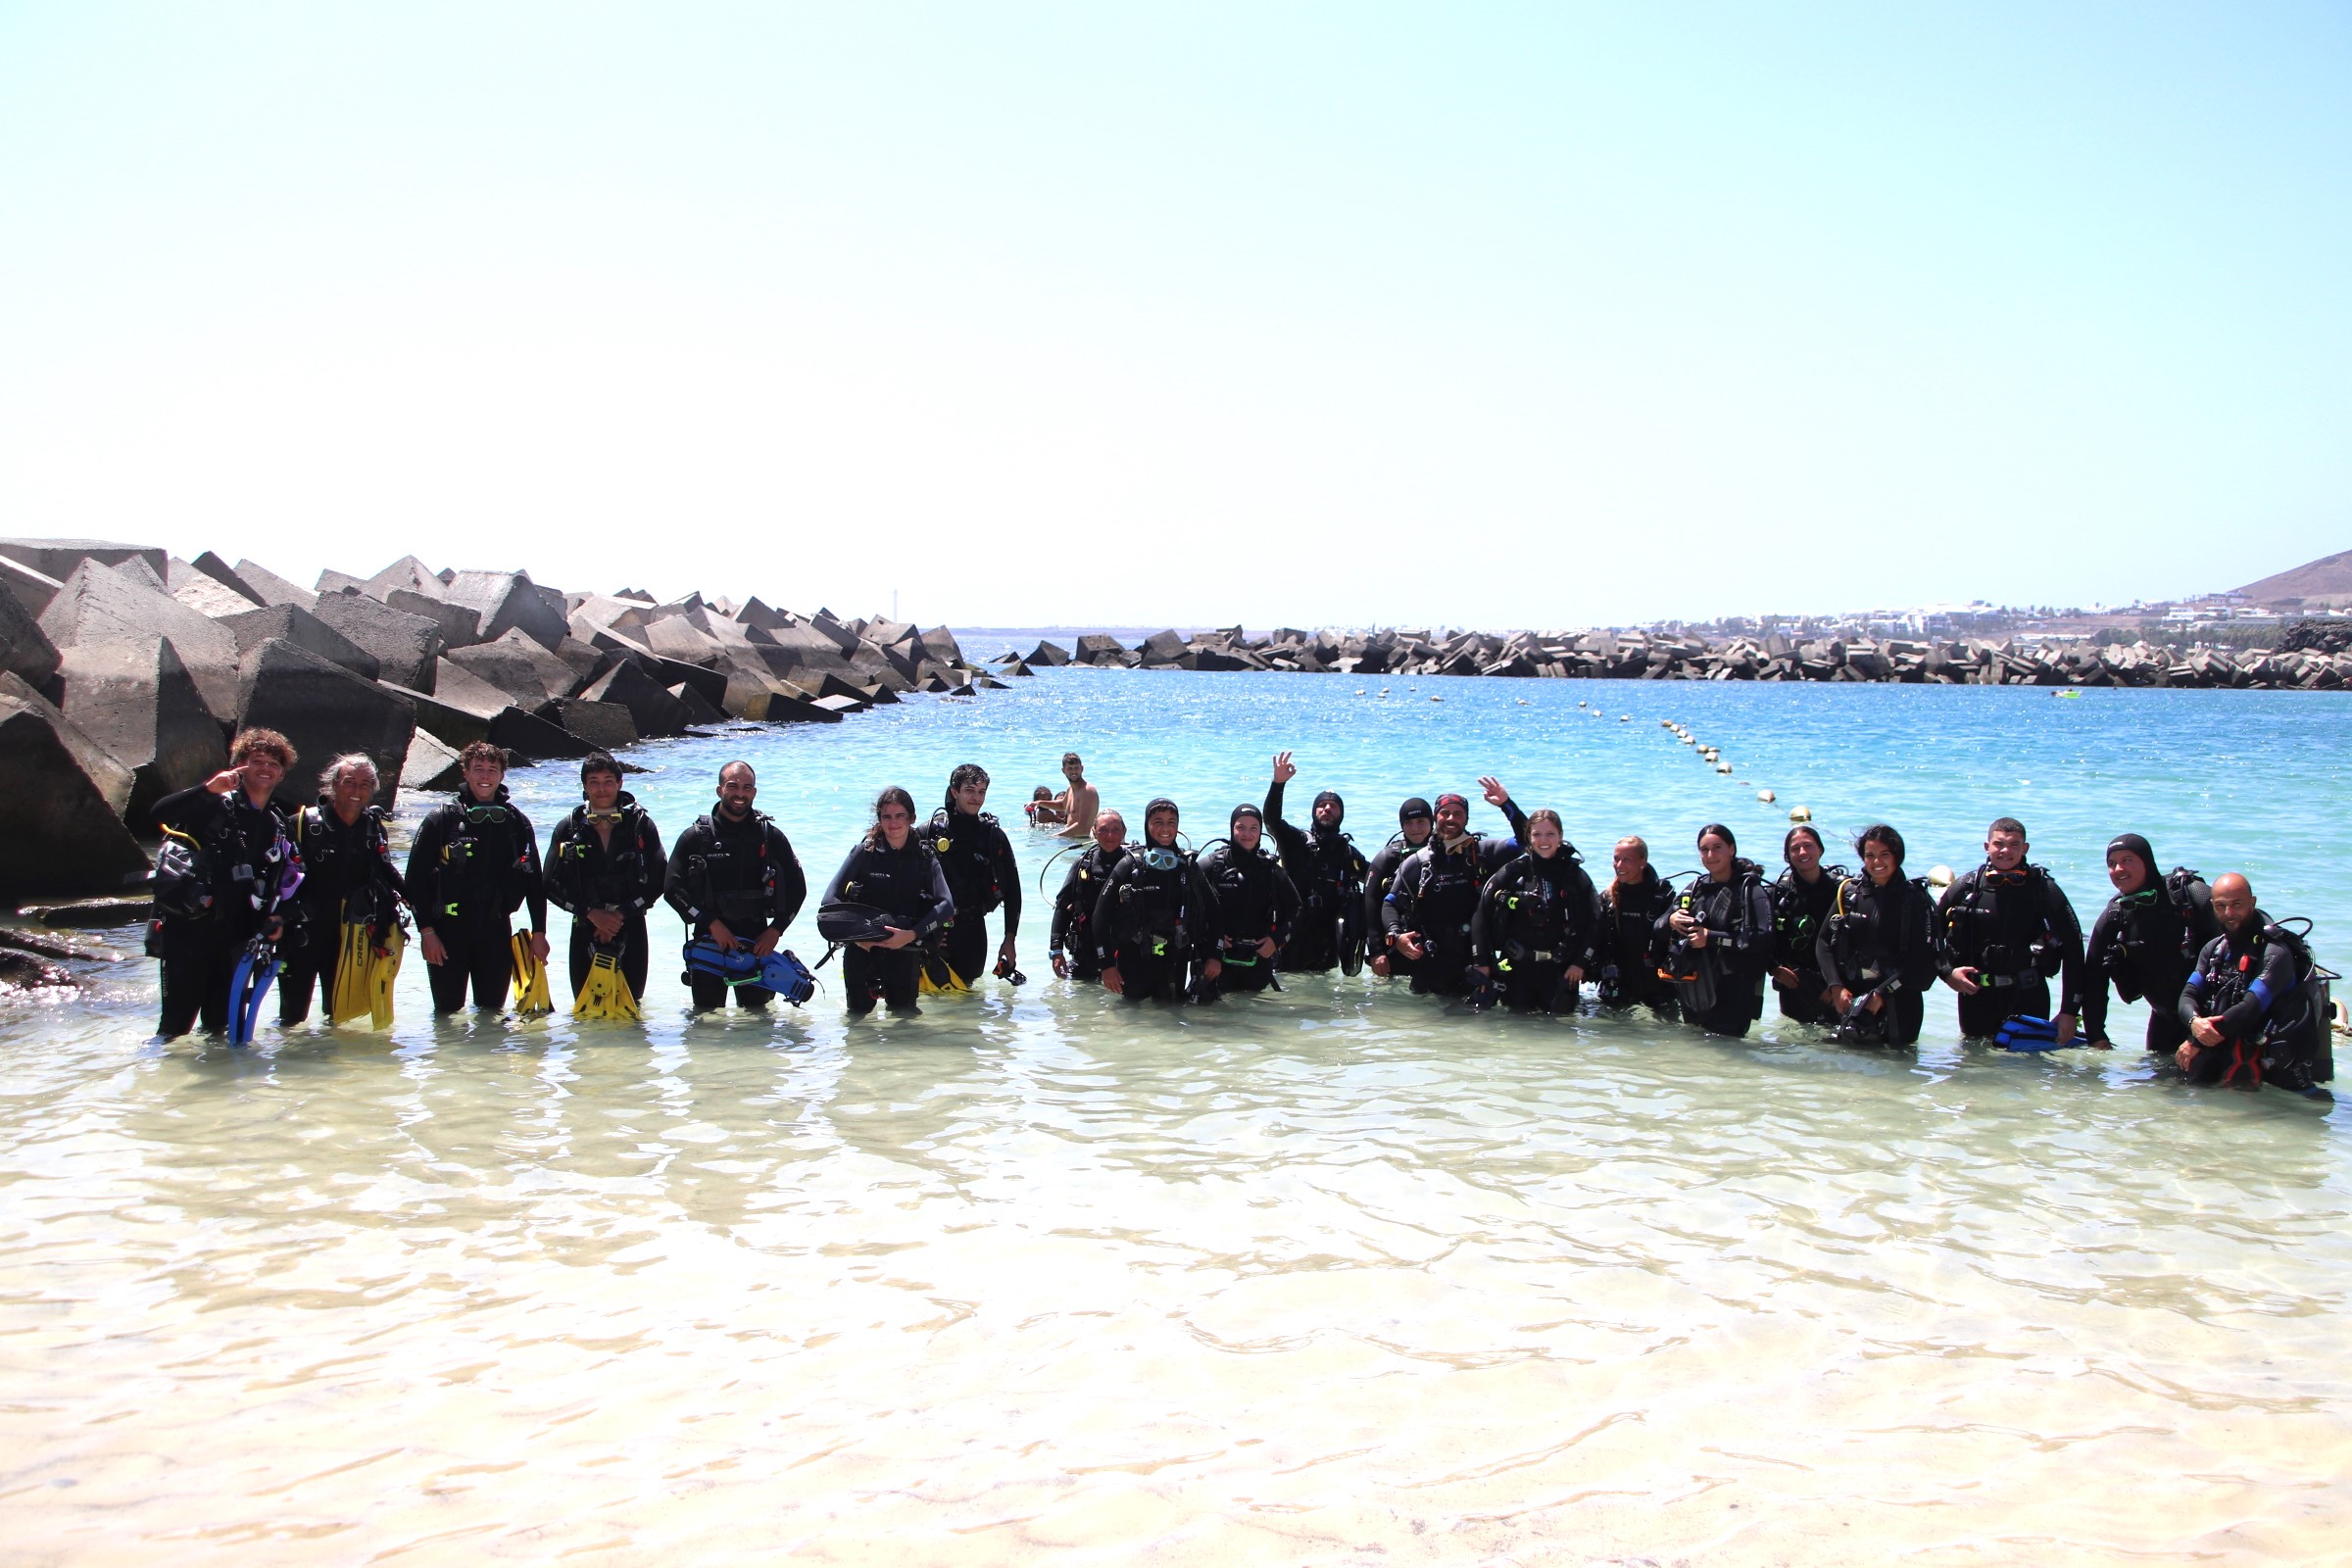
[227,938,278,1047]
[758,949,816,1005]
[1997,1013,2063,1052]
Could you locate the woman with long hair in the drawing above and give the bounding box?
[823,787,955,1017]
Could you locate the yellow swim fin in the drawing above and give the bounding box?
[368,924,405,1029]
[511,932,553,1015]
[571,946,640,1022]
[327,922,375,1025]
[917,948,971,996]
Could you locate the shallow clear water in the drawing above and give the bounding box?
[6,668,2350,1563]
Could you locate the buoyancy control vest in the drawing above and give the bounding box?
[1941,864,2070,979]
[929,808,1006,918]
[433,792,534,920]
[1772,864,1848,973]
[680,809,786,929]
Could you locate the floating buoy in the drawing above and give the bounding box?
[1758,790,1776,803]
[1715,762,1733,773]
[1355,688,1367,695]
[1928,864,1954,891]
[1659,719,1673,728]
[1430,695,1443,703]
[1515,698,1530,705]
[1620,714,1632,722]
[1788,806,1812,823]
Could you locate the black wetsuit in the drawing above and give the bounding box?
[1382,802,1530,997]
[1936,864,2085,1038]
[1654,863,1774,1037]
[929,806,1021,986]
[1471,849,1603,1013]
[1769,864,1846,1024]
[546,795,667,1004]
[1262,782,1368,974]
[1050,844,1128,982]
[1597,868,1679,1017]
[1363,830,1434,981]
[2179,915,2329,1091]
[2083,871,2218,1055]
[1816,872,1937,1046]
[1093,845,1220,1003]
[407,787,548,1014]
[1197,839,1300,997]
[148,785,301,1038]
[664,805,808,1010]
[823,835,956,1015]
[281,797,408,1025]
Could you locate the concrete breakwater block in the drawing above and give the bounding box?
[536,698,636,751]
[234,639,414,808]
[220,604,382,682]
[399,730,465,792]
[385,588,483,651]
[446,627,580,708]
[51,636,226,825]
[443,569,568,652]
[230,559,316,610]
[38,561,243,721]
[309,592,445,692]
[0,576,60,686]
[0,673,150,897]
[579,660,692,739]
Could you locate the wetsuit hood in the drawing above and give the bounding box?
[1312,790,1344,826]
[2105,832,2157,888]
[1230,803,1262,829]
[1397,797,1433,826]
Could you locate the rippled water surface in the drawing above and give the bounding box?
[6,666,2350,1563]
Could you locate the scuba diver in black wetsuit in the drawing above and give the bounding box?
[1094,799,1221,1004]
[929,763,1022,989]
[408,741,549,1014]
[1817,823,1938,1047]
[1381,779,1530,998]
[1936,816,2085,1044]
[824,787,956,1017]
[1197,803,1301,999]
[2178,872,2333,1094]
[281,753,409,1025]
[1470,808,1602,1013]
[1364,797,1436,983]
[147,728,305,1039]
[545,750,667,1008]
[663,760,808,1012]
[1769,824,1846,1025]
[1050,810,1129,984]
[1262,752,1368,974]
[2082,832,2220,1056]
[1596,835,1678,1019]
[1656,822,1774,1038]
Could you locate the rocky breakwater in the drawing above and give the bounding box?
[1004,623,2352,691]
[0,539,1000,904]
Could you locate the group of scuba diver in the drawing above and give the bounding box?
[144,729,2337,1099]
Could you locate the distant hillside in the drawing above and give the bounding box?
[2231,548,2352,608]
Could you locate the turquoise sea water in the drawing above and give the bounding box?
[5,667,2349,1563]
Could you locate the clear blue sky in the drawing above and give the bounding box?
[1,3,2344,629]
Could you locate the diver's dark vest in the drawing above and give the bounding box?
[295,802,393,919]
[1109,849,1200,950]
[1770,865,1844,971]
[1412,838,1492,937]
[929,808,1005,918]
[552,804,652,913]
[1057,846,1125,952]
[432,791,532,918]
[1287,830,1362,910]
[833,838,947,923]
[2093,868,2211,1001]
[1825,874,1930,989]
[2190,920,2331,1087]
[1602,872,1673,966]
[683,810,783,927]
[155,797,291,923]
[1941,865,2067,978]
[1201,844,1284,944]
[1488,853,1580,962]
